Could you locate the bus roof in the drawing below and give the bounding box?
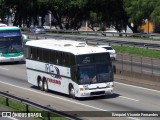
[26,39,108,55]
[0,23,7,27]
[0,26,20,31]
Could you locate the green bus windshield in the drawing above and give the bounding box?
[0,37,23,54]
[0,28,23,54]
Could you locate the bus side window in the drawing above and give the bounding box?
[71,68,78,83]
[70,54,76,66]
[36,48,39,60]
[58,51,62,65]
[30,47,33,59]
[54,51,62,65]
[55,51,58,64]
[43,49,49,63]
[62,53,70,67]
[38,48,43,61]
[37,48,42,61]
[50,50,54,64]
[26,47,31,59]
[32,47,37,60]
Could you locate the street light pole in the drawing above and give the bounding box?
[49,11,52,31]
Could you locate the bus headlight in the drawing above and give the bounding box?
[80,88,84,91]
[109,84,114,88]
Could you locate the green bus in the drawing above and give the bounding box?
[0,26,27,62]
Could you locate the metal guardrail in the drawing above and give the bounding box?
[0,91,82,120]
[23,28,160,38]
[114,54,160,77]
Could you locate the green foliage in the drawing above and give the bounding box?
[124,0,160,33]
[0,96,6,105]
[0,0,128,31]
[0,96,66,120]
[150,1,160,25]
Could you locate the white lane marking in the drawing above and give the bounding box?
[115,82,160,93]
[0,67,9,70]
[0,81,139,120]
[119,96,139,102]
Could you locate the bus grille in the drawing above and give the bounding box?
[90,91,105,96]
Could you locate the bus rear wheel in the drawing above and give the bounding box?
[43,80,48,92]
[69,85,75,99]
[38,79,44,91]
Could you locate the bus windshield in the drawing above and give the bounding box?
[78,63,113,85]
[0,36,23,53]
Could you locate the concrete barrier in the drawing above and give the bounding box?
[115,69,160,90]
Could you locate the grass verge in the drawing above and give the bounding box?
[0,96,66,120]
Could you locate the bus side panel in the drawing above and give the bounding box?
[47,76,70,95]
[26,69,71,95]
[26,69,39,86]
[26,59,72,95]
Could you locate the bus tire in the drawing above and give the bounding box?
[43,79,48,92]
[69,85,75,99]
[38,79,44,91]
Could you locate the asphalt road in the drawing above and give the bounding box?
[0,62,160,120]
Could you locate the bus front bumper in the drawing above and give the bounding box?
[0,55,25,62]
[77,87,113,98]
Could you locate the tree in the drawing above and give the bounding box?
[150,1,160,32]
[0,0,12,24]
[124,0,155,33]
[84,0,127,32]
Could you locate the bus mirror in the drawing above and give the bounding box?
[22,34,28,43]
[113,65,116,74]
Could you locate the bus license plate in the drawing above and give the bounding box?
[10,58,14,61]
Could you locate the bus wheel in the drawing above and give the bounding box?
[43,80,48,92]
[38,79,44,91]
[69,85,75,99]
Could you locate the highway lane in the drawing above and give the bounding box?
[0,63,160,120]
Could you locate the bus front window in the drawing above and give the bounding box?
[78,65,96,84]
[96,63,113,83]
[0,37,23,53]
[10,36,23,52]
[78,63,113,85]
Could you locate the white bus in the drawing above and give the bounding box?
[25,39,114,98]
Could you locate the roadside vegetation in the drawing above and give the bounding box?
[112,45,160,59]
[0,96,66,120]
